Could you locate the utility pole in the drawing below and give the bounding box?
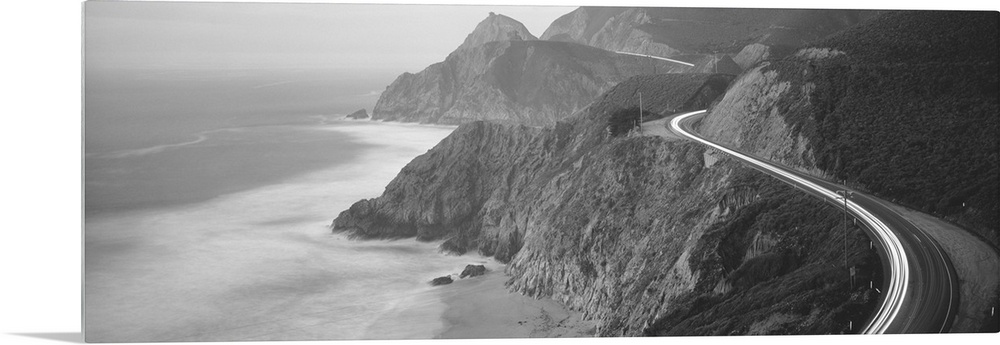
[836,190,854,270]
[712,51,718,74]
[639,92,643,134]
[645,45,656,74]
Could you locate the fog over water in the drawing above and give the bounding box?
[84,68,485,341]
[84,119,485,341]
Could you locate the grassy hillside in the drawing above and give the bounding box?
[768,11,999,244]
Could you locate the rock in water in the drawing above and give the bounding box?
[459,264,487,278]
[346,109,369,119]
[430,276,453,286]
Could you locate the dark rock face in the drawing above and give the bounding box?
[346,109,368,119]
[430,276,453,286]
[459,264,486,278]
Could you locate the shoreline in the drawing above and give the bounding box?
[84,120,461,342]
[433,263,596,339]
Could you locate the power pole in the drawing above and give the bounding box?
[837,190,854,270]
[843,191,847,269]
[639,92,643,134]
[645,45,656,74]
[712,51,718,74]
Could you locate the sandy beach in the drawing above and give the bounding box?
[434,263,596,339]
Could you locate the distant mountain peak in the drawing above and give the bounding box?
[457,12,538,51]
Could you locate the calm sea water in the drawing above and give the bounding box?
[84,69,481,342]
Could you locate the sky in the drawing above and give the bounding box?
[84,1,574,72]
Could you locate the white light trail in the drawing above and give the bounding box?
[614,51,695,66]
[670,110,910,334]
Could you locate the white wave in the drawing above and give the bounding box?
[251,80,295,89]
[84,121,466,342]
[99,128,241,159]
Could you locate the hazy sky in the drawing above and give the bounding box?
[84,1,574,72]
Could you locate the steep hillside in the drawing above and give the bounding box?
[541,7,877,56]
[699,10,999,245]
[371,39,688,126]
[336,74,727,246]
[334,74,880,335]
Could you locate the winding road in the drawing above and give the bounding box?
[614,51,695,66]
[661,110,959,334]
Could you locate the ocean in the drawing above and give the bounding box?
[83,68,483,341]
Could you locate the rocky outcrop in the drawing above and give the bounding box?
[457,12,537,51]
[460,265,487,278]
[371,40,689,126]
[697,64,826,178]
[430,276,454,286]
[346,109,368,119]
[733,43,771,70]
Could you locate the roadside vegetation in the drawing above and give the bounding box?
[767,11,999,245]
[646,168,881,335]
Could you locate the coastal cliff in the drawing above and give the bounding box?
[370,12,691,126]
[335,9,998,336]
[334,74,881,335]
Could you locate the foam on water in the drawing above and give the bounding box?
[84,121,481,342]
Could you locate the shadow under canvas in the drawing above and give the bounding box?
[10,333,84,343]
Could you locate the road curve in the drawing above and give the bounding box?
[665,110,959,334]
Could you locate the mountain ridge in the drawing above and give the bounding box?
[371,39,690,126]
[541,7,879,55]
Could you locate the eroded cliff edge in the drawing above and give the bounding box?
[334,74,881,335]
